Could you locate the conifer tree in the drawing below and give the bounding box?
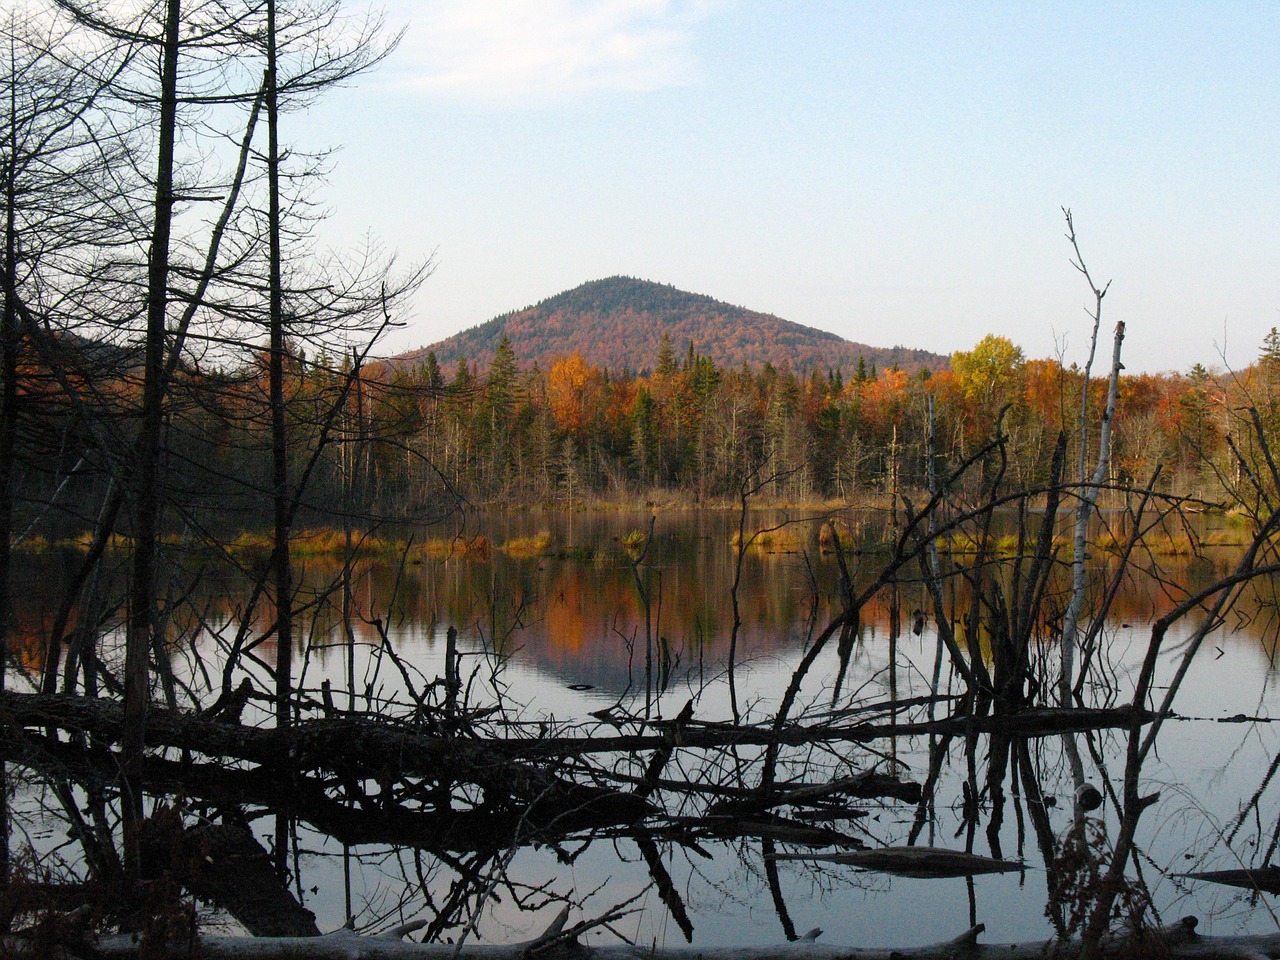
[656,332,676,378]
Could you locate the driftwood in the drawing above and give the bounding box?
[14,914,1280,960]
[706,773,923,816]
[700,812,864,847]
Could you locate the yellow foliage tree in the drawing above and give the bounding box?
[951,334,1026,408]
[547,353,599,437]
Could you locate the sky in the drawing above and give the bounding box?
[306,1,1279,375]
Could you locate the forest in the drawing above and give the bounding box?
[354,329,1264,511]
[19,302,1268,536]
[8,1,1280,959]
[13,306,1267,537]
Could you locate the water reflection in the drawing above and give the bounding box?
[6,507,1280,951]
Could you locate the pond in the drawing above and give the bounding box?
[11,506,1280,950]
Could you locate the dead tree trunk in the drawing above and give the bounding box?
[122,0,182,886]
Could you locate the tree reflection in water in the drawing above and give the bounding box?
[5,491,1280,956]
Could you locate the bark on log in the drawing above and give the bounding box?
[706,772,923,818]
[169,823,321,937]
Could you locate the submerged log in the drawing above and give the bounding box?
[0,729,651,854]
[706,772,922,819]
[701,812,865,848]
[769,845,1024,878]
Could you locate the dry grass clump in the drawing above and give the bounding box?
[1201,528,1249,547]
[228,531,272,560]
[1095,530,1193,556]
[292,528,397,558]
[731,527,805,553]
[618,528,648,551]
[502,531,552,558]
[940,532,1071,556]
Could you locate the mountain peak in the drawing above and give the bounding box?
[399,278,945,375]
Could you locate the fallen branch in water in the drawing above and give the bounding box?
[0,690,1155,766]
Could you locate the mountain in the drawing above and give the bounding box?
[398,276,947,375]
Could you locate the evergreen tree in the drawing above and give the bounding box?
[453,356,474,394]
[630,387,659,483]
[422,351,443,391]
[656,332,676,377]
[488,334,518,400]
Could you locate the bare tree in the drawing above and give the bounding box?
[1058,208,1123,708]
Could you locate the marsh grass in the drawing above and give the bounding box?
[293,529,387,558]
[618,528,648,550]
[502,531,552,558]
[817,521,856,552]
[730,528,805,553]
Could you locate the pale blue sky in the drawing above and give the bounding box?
[309,1,1279,374]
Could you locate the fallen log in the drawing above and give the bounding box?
[0,691,1156,773]
[0,729,651,854]
[3,728,878,859]
[706,772,923,818]
[699,813,865,848]
[24,913,1280,960]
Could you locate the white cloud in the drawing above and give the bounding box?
[385,0,715,102]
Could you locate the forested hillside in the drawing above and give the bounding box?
[400,276,945,375]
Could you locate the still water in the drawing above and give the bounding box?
[16,508,1280,947]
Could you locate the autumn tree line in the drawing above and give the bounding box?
[300,328,1262,513]
[14,320,1268,537]
[0,0,1266,679]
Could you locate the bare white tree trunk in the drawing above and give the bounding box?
[1059,209,1124,708]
